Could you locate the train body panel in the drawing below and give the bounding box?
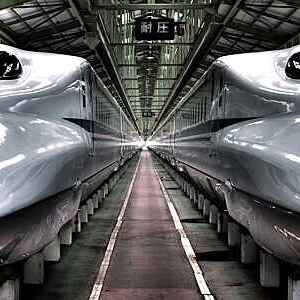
[150,45,300,265]
[0,112,87,217]
[219,114,300,213]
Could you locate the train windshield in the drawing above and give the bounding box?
[285,52,300,79]
[0,51,22,80]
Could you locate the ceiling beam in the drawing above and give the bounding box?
[112,42,193,46]
[226,19,286,44]
[278,0,300,8]
[93,3,211,10]
[222,32,273,49]
[6,6,67,25]
[118,64,183,67]
[0,0,31,10]
[245,6,300,26]
[0,21,17,44]
[19,20,81,44]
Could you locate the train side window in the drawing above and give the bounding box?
[0,51,22,80]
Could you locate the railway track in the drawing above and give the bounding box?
[153,152,292,300]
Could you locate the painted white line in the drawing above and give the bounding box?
[154,166,215,300]
[88,156,141,300]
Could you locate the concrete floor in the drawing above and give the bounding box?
[101,151,201,300]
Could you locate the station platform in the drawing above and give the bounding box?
[101,151,201,299]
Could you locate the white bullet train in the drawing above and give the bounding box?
[150,46,300,266]
[0,45,139,265]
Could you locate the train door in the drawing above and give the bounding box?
[120,110,124,162]
[214,71,226,182]
[170,116,176,165]
[80,64,95,156]
[171,116,176,155]
[218,73,225,120]
[209,70,226,129]
[208,71,222,177]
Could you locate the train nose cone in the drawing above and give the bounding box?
[219,114,300,265]
[220,114,300,214]
[0,113,85,217]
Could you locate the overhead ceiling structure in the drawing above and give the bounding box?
[0,0,299,138]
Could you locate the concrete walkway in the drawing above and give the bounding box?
[101,151,201,300]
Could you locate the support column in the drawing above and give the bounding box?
[87,199,94,216]
[43,236,60,262]
[73,211,81,233]
[23,253,44,284]
[177,174,181,186]
[0,279,19,300]
[203,198,210,218]
[180,178,184,191]
[228,221,240,247]
[288,269,300,300]
[217,212,228,234]
[192,188,197,206]
[184,181,188,195]
[93,194,99,209]
[241,233,257,264]
[189,186,194,202]
[209,205,218,225]
[97,189,103,206]
[197,194,204,211]
[187,183,191,198]
[259,250,280,287]
[60,221,73,246]
[80,205,88,223]
[104,183,109,197]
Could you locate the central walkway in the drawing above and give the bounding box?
[101,151,201,299]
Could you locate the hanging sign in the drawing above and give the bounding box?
[142,111,155,117]
[135,14,175,41]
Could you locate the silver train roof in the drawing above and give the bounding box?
[218,45,300,99]
[0,45,86,98]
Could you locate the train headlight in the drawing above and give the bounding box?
[285,52,300,79]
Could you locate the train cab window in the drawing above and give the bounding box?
[0,51,22,79]
[286,52,300,79]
